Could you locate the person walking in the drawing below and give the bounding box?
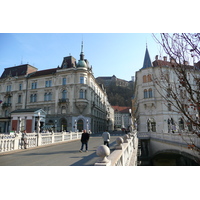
[79,129,90,152]
[21,130,28,149]
[102,130,110,148]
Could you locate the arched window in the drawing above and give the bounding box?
[62,90,67,99]
[149,88,153,98]
[44,93,48,101]
[77,119,84,132]
[147,74,152,82]
[144,89,148,98]
[49,92,52,101]
[143,75,147,83]
[34,94,37,102]
[61,118,67,131]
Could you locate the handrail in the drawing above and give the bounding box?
[94,131,138,166]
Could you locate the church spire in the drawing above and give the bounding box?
[142,45,152,69]
[80,41,84,60]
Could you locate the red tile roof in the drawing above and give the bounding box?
[112,106,131,113]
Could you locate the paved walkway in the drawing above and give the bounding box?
[0,135,121,166]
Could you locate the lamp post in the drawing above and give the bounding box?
[129,109,133,132]
[37,112,40,134]
[86,119,89,132]
[74,120,77,132]
[18,117,22,134]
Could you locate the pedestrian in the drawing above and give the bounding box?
[102,130,110,148]
[21,130,28,149]
[79,129,90,152]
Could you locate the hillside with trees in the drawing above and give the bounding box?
[105,82,134,107]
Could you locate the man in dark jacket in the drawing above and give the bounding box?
[79,129,90,152]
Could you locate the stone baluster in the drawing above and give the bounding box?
[123,134,129,143]
[115,137,124,150]
[94,145,111,166]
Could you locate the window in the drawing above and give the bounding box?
[80,76,84,84]
[144,89,148,98]
[30,94,37,102]
[148,88,153,98]
[79,89,84,99]
[19,83,22,90]
[44,93,48,101]
[44,93,52,101]
[79,89,86,99]
[62,78,66,85]
[31,82,37,89]
[45,80,52,87]
[62,90,67,99]
[6,85,11,92]
[147,74,152,82]
[179,118,184,130]
[143,75,147,83]
[18,95,22,103]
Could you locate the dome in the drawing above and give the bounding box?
[77,60,87,68]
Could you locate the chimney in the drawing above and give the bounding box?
[163,56,167,61]
[155,55,158,60]
[170,57,175,63]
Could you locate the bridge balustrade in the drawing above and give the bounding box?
[0,132,82,153]
[94,131,138,166]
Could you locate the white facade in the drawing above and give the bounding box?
[0,47,114,133]
[134,48,198,135]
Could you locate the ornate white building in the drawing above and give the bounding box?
[0,43,114,133]
[134,48,200,133]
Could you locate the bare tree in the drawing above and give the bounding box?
[152,33,200,162]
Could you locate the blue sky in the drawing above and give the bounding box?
[0,33,161,81]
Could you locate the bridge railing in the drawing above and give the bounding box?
[0,132,82,153]
[138,131,200,149]
[94,131,138,166]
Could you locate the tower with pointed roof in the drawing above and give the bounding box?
[77,41,87,68]
[142,45,152,69]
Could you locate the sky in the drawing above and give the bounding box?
[0,33,162,81]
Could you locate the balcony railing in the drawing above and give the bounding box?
[2,103,12,108]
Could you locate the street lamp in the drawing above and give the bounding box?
[18,117,22,133]
[129,109,133,132]
[37,112,40,134]
[74,120,77,132]
[86,119,89,132]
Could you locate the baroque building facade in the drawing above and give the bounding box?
[0,44,114,133]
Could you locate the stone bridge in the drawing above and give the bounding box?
[138,131,200,165]
[0,131,137,166]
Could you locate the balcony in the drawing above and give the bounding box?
[2,103,12,109]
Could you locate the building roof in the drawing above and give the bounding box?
[29,68,57,78]
[142,47,152,69]
[0,64,37,79]
[11,108,42,113]
[112,106,131,113]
